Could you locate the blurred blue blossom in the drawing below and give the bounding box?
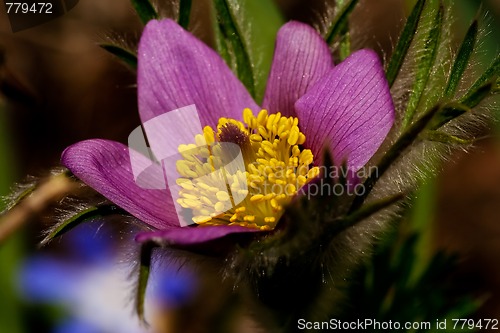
[52,319,103,333]
[17,221,197,333]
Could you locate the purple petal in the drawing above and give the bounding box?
[262,21,333,117]
[136,225,260,246]
[295,49,395,170]
[61,139,177,230]
[138,19,259,127]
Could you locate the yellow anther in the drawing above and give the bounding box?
[177,144,189,153]
[285,184,296,195]
[266,114,276,130]
[263,145,275,157]
[195,134,206,147]
[250,134,262,142]
[176,108,317,230]
[258,126,268,138]
[274,112,281,124]
[192,216,212,224]
[200,209,211,216]
[183,199,202,208]
[208,186,220,193]
[297,175,307,185]
[176,199,188,208]
[257,109,268,125]
[243,108,253,125]
[264,217,276,223]
[308,167,320,178]
[297,133,306,145]
[201,196,213,206]
[262,193,274,201]
[250,194,264,202]
[182,193,198,200]
[203,126,215,145]
[216,191,230,202]
[256,158,269,166]
[197,182,211,191]
[177,180,194,190]
[214,201,225,212]
[276,193,287,200]
[288,129,299,145]
[275,124,283,136]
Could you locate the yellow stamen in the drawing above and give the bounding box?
[175,109,319,229]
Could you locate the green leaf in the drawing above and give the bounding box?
[386,0,426,87]
[40,205,127,246]
[428,102,469,129]
[100,44,138,70]
[444,20,478,98]
[325,0,359,47]
[131,0,158,25]
[1,169,73,215]
[136,241,158,324]
[401,3,444,130]
[213,0,283,102]
[178,0,192,29]
[422,130,472,145]
[460,80,495,108]
[2,183,36,214]
[460,54,500,104]
[338,18,351,61]
[213,0,256,98]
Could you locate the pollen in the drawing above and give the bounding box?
[175,108,319,230]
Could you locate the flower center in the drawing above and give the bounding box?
[175,108,319,230]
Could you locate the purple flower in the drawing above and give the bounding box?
[62,19,394,247]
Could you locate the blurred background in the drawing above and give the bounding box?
[0,0,499,332]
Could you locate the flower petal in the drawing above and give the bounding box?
[61,139,177,230]
[295,49,395,169]
[135,225,260,246]
[138,19,259,126]
[262,21,333,117]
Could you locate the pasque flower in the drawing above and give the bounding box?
[61,19,395,247]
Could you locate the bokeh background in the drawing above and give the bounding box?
[0,0,499,332]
